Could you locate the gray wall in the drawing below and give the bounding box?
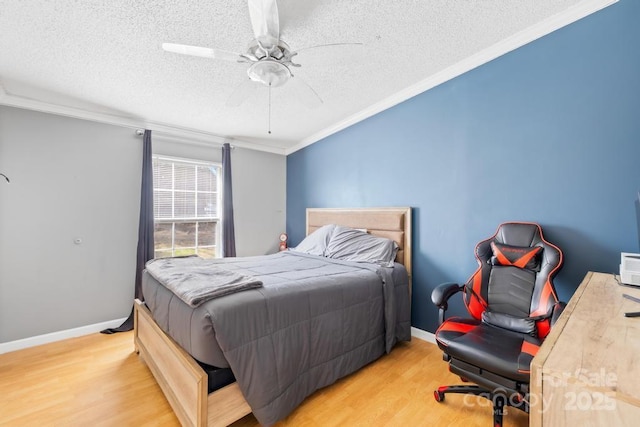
[0,106,286,342]
[232,147,286,257]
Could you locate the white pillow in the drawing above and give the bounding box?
[325,225,398,267]
[290,224,336,256]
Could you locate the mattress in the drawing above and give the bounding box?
[143,269,230,367]
[141,253,410,368]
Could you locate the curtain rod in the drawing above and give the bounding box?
[134,128,235,149]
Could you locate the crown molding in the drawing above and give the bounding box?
[0,83,286,155]
[285,0,618,155]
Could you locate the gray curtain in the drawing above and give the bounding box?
[222,142,236,257]
[102,129,154,333]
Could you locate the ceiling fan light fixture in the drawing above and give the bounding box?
[247,59,291,87]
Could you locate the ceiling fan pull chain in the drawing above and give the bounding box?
[268,83,272,134]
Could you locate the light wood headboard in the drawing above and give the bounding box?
[306,207,412,282]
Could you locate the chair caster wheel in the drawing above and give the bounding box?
[434,390,445,402]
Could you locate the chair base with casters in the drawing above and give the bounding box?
[434,386,529,427]
[433,355,530,426]
[430,222,564,427]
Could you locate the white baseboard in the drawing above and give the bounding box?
[0,317,128,355]
[411,326,436,344]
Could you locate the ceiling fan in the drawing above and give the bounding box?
[162,0,360,132]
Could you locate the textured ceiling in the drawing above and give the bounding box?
[0,0,609,153]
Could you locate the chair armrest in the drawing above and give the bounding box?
[550,301,566,327]
[431,282,464,308]
[432,282,464,326]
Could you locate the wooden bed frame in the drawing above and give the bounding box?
[134,207,412,427]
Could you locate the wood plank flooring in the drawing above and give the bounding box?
[0,332,528,426]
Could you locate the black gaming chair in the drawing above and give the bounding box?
[431,222,564,426]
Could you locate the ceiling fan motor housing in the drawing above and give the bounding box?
[247,59,291,87]
[246,39,298,87]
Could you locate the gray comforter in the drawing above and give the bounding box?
[145,251,411,426]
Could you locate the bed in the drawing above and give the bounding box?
[134,207,412,427]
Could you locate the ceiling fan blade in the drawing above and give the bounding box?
[294,42,364,55]
[162,43,246,62]
[247,0,280,50]
[293,42,364,68]
[288,76,323,109]
[226,79,260,107]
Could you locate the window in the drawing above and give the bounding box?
[153,156,220,259]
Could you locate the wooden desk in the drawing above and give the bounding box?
[530,272,640,426]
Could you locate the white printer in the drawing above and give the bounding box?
[620,252,640,286]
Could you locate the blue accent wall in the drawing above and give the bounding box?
[286,0,640,333]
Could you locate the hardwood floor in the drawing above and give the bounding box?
[0,332,528,426]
